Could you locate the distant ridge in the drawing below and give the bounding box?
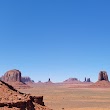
[63,78,81,84]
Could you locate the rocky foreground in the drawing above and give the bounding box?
[0,80,52,110]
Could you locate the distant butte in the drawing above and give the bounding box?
[63,78,81,84]
[45,78,53,84]
[98,71,109,81]
[1,69,30,89]
[21,76,34,83]
[90,71,110,88]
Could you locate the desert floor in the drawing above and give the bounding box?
[19,84,110,110]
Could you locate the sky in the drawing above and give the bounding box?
[0,0,110,82]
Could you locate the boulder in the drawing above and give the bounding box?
[98,71,109,81]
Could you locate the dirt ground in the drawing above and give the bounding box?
[19,84,110,110]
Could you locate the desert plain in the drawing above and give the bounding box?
[19,83,110,110]
[1,70,110,110]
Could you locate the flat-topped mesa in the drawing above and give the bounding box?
[21,77,34,83]
[63,78,81,84]
[1,69,21,82]
[64,78,78,82]
[98,71,109,81]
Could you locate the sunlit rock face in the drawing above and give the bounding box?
[1,69,21,82]
[0,80,51,110]
[98,71,109,81]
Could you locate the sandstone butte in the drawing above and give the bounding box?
[63,78,81,84]
[21,76,34,83]
[1,69,31,89]
[90,71,110,88]
[0,80,52,110]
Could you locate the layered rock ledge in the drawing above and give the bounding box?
[0,80,51,110]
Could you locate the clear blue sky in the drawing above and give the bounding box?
[0,0,110,82]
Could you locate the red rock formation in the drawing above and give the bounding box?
[0,80,51,110]
[84,77,91,82]
[87,78,91,82]
[21,77,34,83]
[45,78,53,84]
[98,71,109,81]
[1,69,30,89]
[90,80,110,88]
[1,69,21,82]
[63,78,81,84]
[90,71,110,88]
